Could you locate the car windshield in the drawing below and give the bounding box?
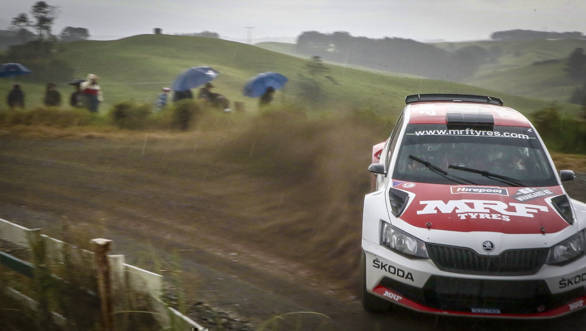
[392,124,557,187]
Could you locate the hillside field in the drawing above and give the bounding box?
[0,34,581,116]
[437,39,586,101]
[260,38,586,103]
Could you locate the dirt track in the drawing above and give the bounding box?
[0,131,585,330]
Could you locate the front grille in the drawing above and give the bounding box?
[380,276,585,314]
[424,277,550,313]
[426,243,549,275]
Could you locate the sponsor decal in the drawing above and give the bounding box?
[372,259,415,282]
[559,272,586,289]
[409,128,533,140]
[392,181,403,187]
[417,199,548,221]
[383,290,403,302]
[513,188,554,202]
[470,308,501,314]
[569,300,584,311]
[373,149,383,161]
[451,186,509,196]
[402,183,415,189]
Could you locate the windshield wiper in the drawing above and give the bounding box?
[408,155,474,185]
[448,164,524,187]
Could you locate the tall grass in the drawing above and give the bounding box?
[0,107,96,127]
[0,220,167,330]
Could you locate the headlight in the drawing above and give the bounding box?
[551,195,574,225]
[389,188,409,217]
[380,221,428,259]
[546,230,585,266]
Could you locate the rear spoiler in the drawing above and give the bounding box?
[405,94,503,106]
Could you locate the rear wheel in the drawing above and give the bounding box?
[361,251,391,313]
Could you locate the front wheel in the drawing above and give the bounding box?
[361,251,391,313]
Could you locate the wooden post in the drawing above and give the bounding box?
[234,101,245,112]
[91,238,114,331]
[28,228,54,329]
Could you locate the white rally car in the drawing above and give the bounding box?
[362,94,586,318]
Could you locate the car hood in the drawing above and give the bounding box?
[391,180,569,234]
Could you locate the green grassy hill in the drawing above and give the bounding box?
[259,37,586,103]
[0,34,581,115]
[435,39,586,74]
[465,60,579,100]
[256,42,299,57]
[437,39,586,102]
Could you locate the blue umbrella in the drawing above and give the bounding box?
[243,72,288,98]
[172,66,219,91]
[0,63,31,78]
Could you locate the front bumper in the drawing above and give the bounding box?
[372,284,586,318]
[364,243,586,318]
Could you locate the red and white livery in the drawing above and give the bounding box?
[362,94,586,318]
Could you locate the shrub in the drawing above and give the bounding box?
[109,102,152,129]
[532,106,586,153]
[170,100,202,131]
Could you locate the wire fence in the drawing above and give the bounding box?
[0,217,206,331]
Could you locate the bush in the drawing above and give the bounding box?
[170,100,203,131]
[0,107,94,127]
[532,106,586,153]
[109,102,152,129]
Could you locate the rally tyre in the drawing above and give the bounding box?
[361,251,392,313]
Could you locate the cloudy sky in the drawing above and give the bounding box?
[1,0,585,42]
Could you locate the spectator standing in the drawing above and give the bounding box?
[156,87,171,110]
[259,87,275,107]
[70,82,83,108]
[173,89,193,102]
[80,73,103,112]
[43,83,62,107]
[7,84,25,110]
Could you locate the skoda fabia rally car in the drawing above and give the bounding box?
[362,94,586,318]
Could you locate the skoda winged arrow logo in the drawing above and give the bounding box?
[482,241,495,251]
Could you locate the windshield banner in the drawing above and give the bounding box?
[409,128,533,140]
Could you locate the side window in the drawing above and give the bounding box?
[385,113,404,170]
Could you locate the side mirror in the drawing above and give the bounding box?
[560,170,576,182]
[368,163,386,175]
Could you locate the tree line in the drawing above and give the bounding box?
[295,31,498,81]
[0,1,84,82]
[491,29,584,41]
[10,1,90,42]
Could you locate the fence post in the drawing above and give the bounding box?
[28,228,55,330]
[91,238,114,331]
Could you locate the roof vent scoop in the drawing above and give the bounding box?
[446,113,494,129]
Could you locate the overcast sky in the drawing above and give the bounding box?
[1,0,585,43]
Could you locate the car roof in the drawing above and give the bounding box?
[405,102,532,127]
